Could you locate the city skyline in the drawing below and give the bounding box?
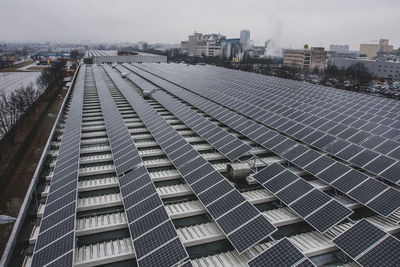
[1,0,400,50]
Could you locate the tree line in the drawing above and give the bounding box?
[0,60,66,144]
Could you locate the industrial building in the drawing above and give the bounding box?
[359,39,394,59]
[1,60,400,267]
[84,50,167,64]
[331,57,400,80]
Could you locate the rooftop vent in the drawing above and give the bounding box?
[227,163,251,181]
[143,91,152,99]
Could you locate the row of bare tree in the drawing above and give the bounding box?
[0,60,66,143]
[0,85,42,141]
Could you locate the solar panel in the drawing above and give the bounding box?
[131,63,400,178]
[263,170,298,193]
[270,138,297,155]
[333,219,388,259]
[305,200,352,233]
[227,215,276,253]
[335,144,364,161]
[248,238,315,267]
[303,155,336,175]
[93,65,141,176]
[289,189,332,217]
[357,236,400,266]
[380,162,400,184]
[253,163,286,184]
[207,190,245,219]
[317,162,351,183]
[331,170,368,193]
[347,178,387,204]
[31,232,74,267]
[137,238,189,267]
[108,64,276,254]
[129,63,400,220]
[216,202,259,234]
[118,165,190,266]
[31,65,86,267]
[348,149,379,167]
[367,188,400,216]
[129,206,169,239]
[275,179,314,205]
[281,145,309,161]
[191,171,223,194]
[292,150,322,168]
[363,155,396,174]
[134,221,178,259]
[254,163,352,233]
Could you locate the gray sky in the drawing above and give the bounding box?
[2,0,399,50]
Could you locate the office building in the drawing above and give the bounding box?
[283,47,326,71]
[185,32,224,57]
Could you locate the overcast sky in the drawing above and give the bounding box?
[2,0,399,50]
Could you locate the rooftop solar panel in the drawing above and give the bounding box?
[31,65,86,267]
[333,219,388,260]
[108,64,277,255]
[248,238,315,267]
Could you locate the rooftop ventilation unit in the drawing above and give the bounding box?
[143,90,152,99]
[121,72,128,78]
[227,163,251,181]
[112,63,118,68]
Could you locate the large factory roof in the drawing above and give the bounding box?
[2,61,400,267]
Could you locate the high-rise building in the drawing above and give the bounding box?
[188,32,203,56]
[283,47,326,71]
[240,30,250,50]
[221,38,244,61]
[360,39,393,59]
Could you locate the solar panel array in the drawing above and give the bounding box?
[123,63,252,161]
[119,166,190,267]
[333,219,400,266]
[31,65,86,267]
[151,90,252,161]
[281,144,400,217]
[253,163,352,233]
[124,64,400,218]
[92,65,142,176]
[125,69,158,92]
[104,64,277,253]
[94,65,190,266]
[248,238,315,267]
[135,63,400,185]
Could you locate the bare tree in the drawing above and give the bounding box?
[0,61,65,143]
[0,84,41,143]
[0,90,20,143]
